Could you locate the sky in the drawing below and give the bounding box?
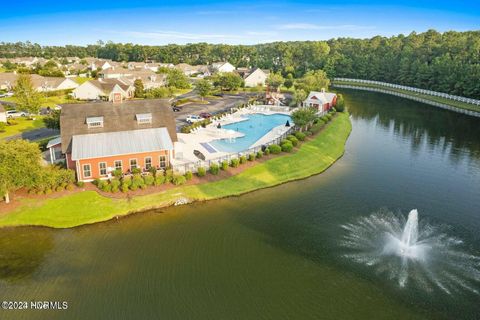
[0,0,479,45]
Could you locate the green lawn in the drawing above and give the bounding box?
[172,88,193,96]
[0,117,46,139]
[0,112,351,228]
[333,80,480,113]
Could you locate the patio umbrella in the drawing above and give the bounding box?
[285,120,291,127]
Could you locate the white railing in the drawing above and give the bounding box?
[332,84,480,118]
[333,78,480,106]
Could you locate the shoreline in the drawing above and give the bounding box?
[0,112,352,229]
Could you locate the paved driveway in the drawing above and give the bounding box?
[5,128,60,141]
[173,94,249,129]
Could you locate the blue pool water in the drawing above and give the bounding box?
[210,113,291,153]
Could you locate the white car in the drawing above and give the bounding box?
[186,115,202,123]
[6,110,28,118]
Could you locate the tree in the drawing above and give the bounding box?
[43,109,61,130]
[0,140,42,203]
[134,79,145,98]
[165,69,191,89]
[13,74,43,116]
[196,79,212,100]
[295,70,330,93]
[335,94,346,112]
[212,73,243,91]
[291,107,317,132]
[284,73,294,89]
[266,72,284,89]
[293,89,307,107]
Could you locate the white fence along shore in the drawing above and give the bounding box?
[332,78,480,118]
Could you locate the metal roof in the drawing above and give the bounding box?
[71,127,173,160]
[46,136,62,148]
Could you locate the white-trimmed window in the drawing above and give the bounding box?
[159,155,167,169]
[99,162,107,176]
[145,157,152,170]
[136,113,152,125]
[114,160,122,171]
[130,159,138,170]
[83,164,92,178]
[86,116,104,128]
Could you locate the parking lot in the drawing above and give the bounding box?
[173,94,250,129]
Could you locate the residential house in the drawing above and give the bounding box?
[175,63,197,76]
[56,99,178,181]
[123,71,167,90]
[211,61,236,73]
[72,79,134,102]
[0,73,78,92]
[0,105,6,123]
[89,59,114,71]
[237,68,269,87]
[302,90,337,114]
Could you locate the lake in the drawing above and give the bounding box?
[1,90,479,320]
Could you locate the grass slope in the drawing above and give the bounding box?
[0,112,351,228]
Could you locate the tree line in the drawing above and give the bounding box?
[1,30,479,98]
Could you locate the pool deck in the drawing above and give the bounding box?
[172,105,292,164]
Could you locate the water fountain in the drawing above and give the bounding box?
[341,209,480,294]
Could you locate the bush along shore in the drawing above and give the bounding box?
[0,109,351,228]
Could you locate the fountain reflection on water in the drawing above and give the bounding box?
[341,209,480,294]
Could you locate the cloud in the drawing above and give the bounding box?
[276,23,375,31]
[246,31,278,36]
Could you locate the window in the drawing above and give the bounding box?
[145,157,152,170]
[83,164,91,178]
[114,160,122,171]
[136,113,152,125]
[159,155,167,169]
[99,162,107,176]
[130,159,138,170]
[86,116,104,128]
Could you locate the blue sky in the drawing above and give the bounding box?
[1,0,479,45]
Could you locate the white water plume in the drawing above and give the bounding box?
[340,209,480,294]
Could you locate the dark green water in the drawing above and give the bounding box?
[1,90,480,320]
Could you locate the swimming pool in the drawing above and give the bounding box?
[209,113,291,153]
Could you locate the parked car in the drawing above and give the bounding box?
[199,112,212,119]
[0,92,14,98]
[186,115,202,123]
[6,110,28,118]
[172,106,182,112]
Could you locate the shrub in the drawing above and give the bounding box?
[239,155,247,164]
[320,116,329,122]
[148,166,157,176]
[113,169,122,179]
[172,175,187,186]
[165,169,173,183]
[304,130,313,136]
[221,160,229,170]
[309,123,323,134]
[268,144,282,154]
[264,147,270,155]
[154,174,166,185]
[132,167,142,175]
[184,171,193,180]
[294,132,306,141]
[256,151,263,158]
[44,188,52,195]
[66,184,75,191]
[93,178,102,186]
[121,176,132,188]
[0,122,6,132]
[230,158,240,168]
[76,181,85,187]
[209,164,219,175]
[97,180,107,190]
[286,135,299,146]
[143,175,155,186]
[110,179,121,192]
[197,167,206,177]
[56,185,64,192]
[248,153,256,161]
[281,141,294,152]
[101,182,112,192]
[121,184,129,193]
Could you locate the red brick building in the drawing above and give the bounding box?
[56,99,177,182]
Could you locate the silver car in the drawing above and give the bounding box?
[6,110,28,118]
